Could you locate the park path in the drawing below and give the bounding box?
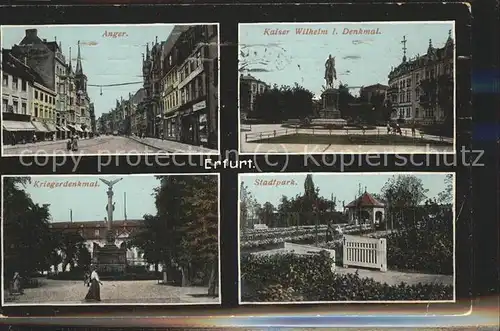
[5,279,219,304]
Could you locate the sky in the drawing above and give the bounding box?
[239,22,454,97]
[241,173,451,209]
[1,24,177,118]
[18,175,160,222]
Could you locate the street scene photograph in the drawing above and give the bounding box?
[239,22,455,154]
[1,24,219,155]
[239,172,455,303]
[2,174,220,305]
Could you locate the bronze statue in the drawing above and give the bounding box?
[324,55,337,88]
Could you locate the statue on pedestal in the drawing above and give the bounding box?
[324,55,337,88]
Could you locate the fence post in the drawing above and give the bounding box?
[342,236,348,268]
[378,238,387,272]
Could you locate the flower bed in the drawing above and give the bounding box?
[241,253,453,302]
[240,224,372,249]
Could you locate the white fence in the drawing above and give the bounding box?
[343,235,387,272]
[284,242,336,271]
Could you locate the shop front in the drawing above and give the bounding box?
[164,113,178,141]
[179,100,208,146]
[2,120,36,145]
[43,121,58,141]
[31,120,51,141]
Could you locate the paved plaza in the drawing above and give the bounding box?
[240,124,454,154]
[5,279,219,304]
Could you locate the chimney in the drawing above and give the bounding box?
[26,29,37,38]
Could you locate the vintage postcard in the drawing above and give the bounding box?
[1,24,219,156]
[2,174,220,306]
[239,22,455,154]
[238,172,455,303]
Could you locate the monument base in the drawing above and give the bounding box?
[93,243,127,274]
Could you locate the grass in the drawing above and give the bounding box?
[251,134,453,146]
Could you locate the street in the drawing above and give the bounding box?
[3,136,160,155]
[5,279,219,305]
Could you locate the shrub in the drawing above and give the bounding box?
[241,252,453,302]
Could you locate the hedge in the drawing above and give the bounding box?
[241,253,453,302]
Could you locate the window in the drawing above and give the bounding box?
[406,91,411,102]
[13,100,18,113]
[95,229,100,237]
[252,84,257,93]
[2,99,8,112]
[406,107,411,118]
[406,78,411,87]
[2,74,8,86]
[416,73,420,82]
[430,69,435,78]
[22,80,27,91]
[168,55,172,66]
[415,107,419,118]
[12,77,18,90]
[425,108,434,118]
[34,106,39,117]
[21,103,27,115]
[35,90,39,100]
[196,51,202,68]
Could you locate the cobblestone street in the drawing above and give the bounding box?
[5,279,219,305]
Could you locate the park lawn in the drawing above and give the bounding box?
[252,134,453,146]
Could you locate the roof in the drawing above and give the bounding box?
[49,219,144,229]
[240,74,269,86]
[345,192,385,208]
[362,84,389,90]
[1,49,44,85]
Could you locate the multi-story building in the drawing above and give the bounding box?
[11,29,75,139]
[175,25,218,148]
[1,49,37,144]
[359,84,388,103]
[141,25,219,148]
[32,77,57,140]
[48,219,153,272]
[130,88,146,136]
[240,73,269,118]
[160,26,189,141]
[387,31,454,124]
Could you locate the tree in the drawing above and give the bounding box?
[133,175,218,296]
[437,174,453,205]
[381,175,429,228]
[257,202,276,227]
[3,177,55,277]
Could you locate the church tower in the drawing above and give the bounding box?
[75,40,88,94]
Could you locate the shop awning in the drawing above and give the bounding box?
[60,125,70,132]
[67,124,75,130]
[73,124,84,132]
[31,121,49,133]
[84,128,91,133]
[2,120,35,132]
[44,122,57,132]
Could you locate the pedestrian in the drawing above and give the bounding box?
[386,122,391,134]
[84,265,103,302]
[10,272,23,295]
[411,124,416,136]
[32,133,37,143]
[84,270,91,287]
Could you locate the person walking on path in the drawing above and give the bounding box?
[84,265,103,302]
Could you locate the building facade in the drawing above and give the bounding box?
[142,25,219,148]
[48,219,153,272]
[240,73,269,118]
[5,29,93,140]
[387,31,454,124]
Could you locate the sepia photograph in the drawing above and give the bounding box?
[239,22,455,154]
[239,172,455,303]
[2,174,220,305]
[1,24,219,156]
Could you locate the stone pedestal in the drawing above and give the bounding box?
[320,88,341,119]
[93,243,127,274]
